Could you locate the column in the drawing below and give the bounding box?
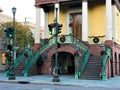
[106,0,113,40]
[35,7,41,44]
[82,0,88,42]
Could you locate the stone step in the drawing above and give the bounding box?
[15,59,26,76]
[80,55,101,80]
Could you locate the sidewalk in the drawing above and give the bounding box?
[0,71,120,88]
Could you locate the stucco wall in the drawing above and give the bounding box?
[47,1,120,46]
[48,6,82,37]
[88,2,106,44]
[48,7,68,36]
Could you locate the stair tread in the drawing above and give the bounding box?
[80,55,101,80]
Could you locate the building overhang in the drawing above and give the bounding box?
[35,0,100,7]
[35,0,120,12]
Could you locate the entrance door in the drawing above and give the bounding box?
[52,52,75,75]
[70,13,82,39]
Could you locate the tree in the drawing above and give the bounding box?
[0,22,34,52]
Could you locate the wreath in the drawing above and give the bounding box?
[93,37,99,43]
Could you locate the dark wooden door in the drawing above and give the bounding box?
[70,13,82,39]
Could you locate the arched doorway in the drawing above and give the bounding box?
[52,52,75,75]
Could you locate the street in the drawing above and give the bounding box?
[0,82,120,90]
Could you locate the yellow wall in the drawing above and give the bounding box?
[59,11,67,35]
[48,10,67,37]
[88,4,106,44]
[48,3,106,44]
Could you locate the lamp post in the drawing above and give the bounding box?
[52,2,60,82]
[12,7,17,60]
[12,7,16,29]
[8,7,16,80]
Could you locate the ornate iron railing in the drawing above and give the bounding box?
[4,48,30,76]
[79,50,90,77]
[23,34,89,77]
[100,46,111,80]
[23,36,56,77]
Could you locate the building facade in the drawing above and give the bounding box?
[31,0,120,80]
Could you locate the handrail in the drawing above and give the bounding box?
[58,34,88,52]
[23,36,56,76]
[79,49,90,77]
[100,46,111,80]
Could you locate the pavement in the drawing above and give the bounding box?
[0,71,120,88]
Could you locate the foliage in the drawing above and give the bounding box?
[0,22,34,51]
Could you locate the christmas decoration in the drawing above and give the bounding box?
[60,35,66,42]
[93,37,99,43]
[69,22,73,27]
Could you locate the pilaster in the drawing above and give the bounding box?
[35,7,41,44]
[82,0,88,42]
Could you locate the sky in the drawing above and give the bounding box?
[0,0,37,24]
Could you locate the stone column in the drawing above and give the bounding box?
[35,7,41,43]
[106,0,115,77]
[33,7,41,51]
[82,0,88,42]
[106,0,113,40]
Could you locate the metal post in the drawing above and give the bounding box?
[52,2,60,82]
[13,8,16,60]
[8,7,16,80]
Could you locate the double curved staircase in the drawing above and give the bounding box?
[4,34,111,80]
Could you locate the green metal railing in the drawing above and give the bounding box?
[23,34,90,77]
[100,47,111,80]
[75,49,90,79]
[4,48,31,76]
[79,50,90,77]
[58,35,88,52]
[23,36,55,77]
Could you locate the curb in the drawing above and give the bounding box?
[0,79,84,87]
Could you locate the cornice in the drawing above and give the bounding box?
[35,0,70,7]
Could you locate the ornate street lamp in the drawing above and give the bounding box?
[52,2,60,82]
[12,7,17,60]
[12,7,16,29]
[8,7,16,80]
